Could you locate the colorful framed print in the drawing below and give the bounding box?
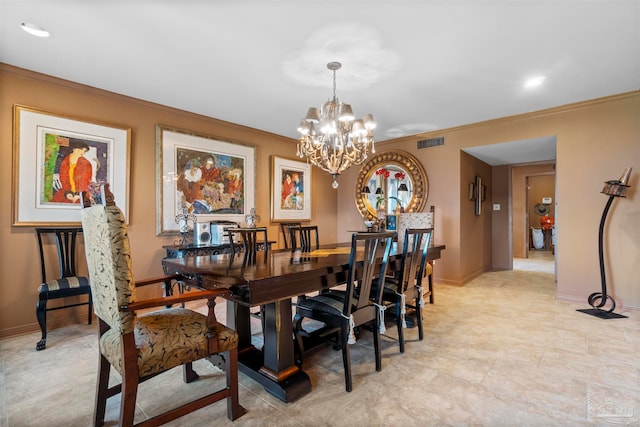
[12,105,131,226]
[156,125,255,235]
[271,156,311,221]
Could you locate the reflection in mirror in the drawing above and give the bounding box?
[362,165,412,215]
[355,151,428,220]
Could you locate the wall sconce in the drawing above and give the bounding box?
[361,186,371,194]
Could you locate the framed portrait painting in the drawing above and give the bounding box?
[12,105,131,226]
[271,156,311,221]
[157,125,255,235]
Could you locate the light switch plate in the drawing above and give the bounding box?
[493,204,501,211]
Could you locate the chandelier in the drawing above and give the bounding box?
[296,61,376,188]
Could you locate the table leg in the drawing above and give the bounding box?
[227,299,311,402]
[226,300,253,350]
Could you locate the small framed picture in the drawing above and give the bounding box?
[386,214,398,231]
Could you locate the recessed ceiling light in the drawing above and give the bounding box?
[20,22,50,38]
[524,76,546,88]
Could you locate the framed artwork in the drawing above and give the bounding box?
[157,125,255,235]
[12,105,131,226]
[270,156,311,221]
[385,214,398,231]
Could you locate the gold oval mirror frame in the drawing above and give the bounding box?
[355,150,428,220]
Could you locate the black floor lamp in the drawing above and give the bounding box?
[578,167,632,319]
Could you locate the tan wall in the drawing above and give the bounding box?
[0,65,338,337]
[491,165,511,270]
[339,92,640,311]
[459,152,493,282]
[2,63,639,337]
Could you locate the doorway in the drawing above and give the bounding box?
[512,162,556,276]
[462,135,557,273]
[525,173,556,258]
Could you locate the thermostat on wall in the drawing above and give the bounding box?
[542,197,552,204]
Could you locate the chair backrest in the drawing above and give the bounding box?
[288,225,320,252]
[80,189,136,335]
[36,228,83,283]
[344,232,394,316]
[280,222,301,248]
[398,228,433,294]
[226,227,268,264]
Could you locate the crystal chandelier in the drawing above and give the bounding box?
[296,61,376,188]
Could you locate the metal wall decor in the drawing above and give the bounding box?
[469,176,485,216]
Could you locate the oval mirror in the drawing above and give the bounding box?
[355,150,428,220]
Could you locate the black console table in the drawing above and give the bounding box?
[164,243,235,259]
[164,241,275,259]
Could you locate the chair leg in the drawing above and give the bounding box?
[119,334,139,427]
[225,348,247,420]
[183,362,199,383]
[341,323,352,392]
[416,299,424,341]
[36,298,47,351]
[292,314,305,367]
[373,317,382,372]
[94,353,111,427]
[88,293,93,325]
[428,274,434,304]
[119,368,139,427]
[396,300,405,353]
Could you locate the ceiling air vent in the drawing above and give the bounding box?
[417,137,444,149]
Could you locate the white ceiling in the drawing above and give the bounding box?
[1,0,638,151]
[462,136,556,166]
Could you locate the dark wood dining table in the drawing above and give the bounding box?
[162,243,445,402]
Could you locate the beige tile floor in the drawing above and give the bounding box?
[1,250,638,426]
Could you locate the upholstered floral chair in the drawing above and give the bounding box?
[80,185,245,426]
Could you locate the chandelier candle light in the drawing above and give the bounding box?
[297,61,376,188]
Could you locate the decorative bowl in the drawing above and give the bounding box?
[363,220,375,228]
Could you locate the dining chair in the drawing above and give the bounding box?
[279,222,301,249]
[288,225,320,252]
[35,227,93,351]
[226,226,270,324]
[293,232,394,392]
[80,184,245,426]
[226,227,269,264]
[379,228,433,353]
